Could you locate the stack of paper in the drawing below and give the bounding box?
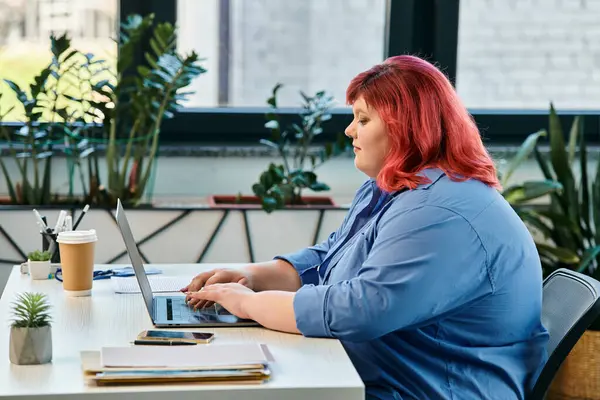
[81,343,272,385]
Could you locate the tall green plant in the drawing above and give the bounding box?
[503,104,600,277]
[252,83,350,213]
[0,34,82,204]
[91,14,206,206]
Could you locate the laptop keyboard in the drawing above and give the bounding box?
[166,298,222,321]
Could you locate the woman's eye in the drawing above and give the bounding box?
[358,119,367,125]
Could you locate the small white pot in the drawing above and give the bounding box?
[28,260,51,280]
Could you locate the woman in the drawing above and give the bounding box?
[182,55,549,400]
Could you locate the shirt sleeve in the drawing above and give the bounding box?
[274,228,342,286]
[293,205,493,342]
[274,181,372,285]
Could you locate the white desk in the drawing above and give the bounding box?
[0,263,364,400]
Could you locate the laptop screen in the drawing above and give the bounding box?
[115,199,155,318]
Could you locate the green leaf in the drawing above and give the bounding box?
[548,104,578,224]
[259,139,279,150]
[261,196,278,213]
[578,117,591,237]
[501,130,546,186]
[309,182,330,191]
[536,242,580,264]
[252,183,266,197]
[502,180,563,204]
[10,292,52,328]
[0,157,18,203]
[576,246,600,273]
[517,210,554,239]
[568,116,580,165]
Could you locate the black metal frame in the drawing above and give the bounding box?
[530,268,600,400]
[0,205,341,266]
[116,0,600,146]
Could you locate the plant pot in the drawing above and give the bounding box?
[208,194,337,209]
[547,329,600,399]
[9,326,52,365]
[28,260,51,280]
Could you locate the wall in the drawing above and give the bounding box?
[457,0,600,109]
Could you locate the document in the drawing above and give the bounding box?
[100,343,270,369]
[112,276,193,293]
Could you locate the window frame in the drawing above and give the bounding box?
[1,0,598,147]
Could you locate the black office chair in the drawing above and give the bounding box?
[529,268,600,400]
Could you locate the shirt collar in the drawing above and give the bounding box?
[370,167,446,194]
[416,167,446,190]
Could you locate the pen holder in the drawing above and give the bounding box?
[41,232,61,264]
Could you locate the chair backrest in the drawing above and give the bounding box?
[529,268,600,399]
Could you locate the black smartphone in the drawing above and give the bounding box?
[137,330,215,343]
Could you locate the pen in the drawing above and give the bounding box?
[73,204,90,230]
[133,340,197,346]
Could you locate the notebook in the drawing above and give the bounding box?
[100,343,270,368]
[112,276,193,294]
[81,343,272,385]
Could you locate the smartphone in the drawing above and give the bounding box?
[137,330,215,343]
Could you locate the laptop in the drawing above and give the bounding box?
[114,198,260,328]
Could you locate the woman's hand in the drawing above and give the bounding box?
[185,283,255,320]
[181,268,253,309]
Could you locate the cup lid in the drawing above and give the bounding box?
[57,229,98,244]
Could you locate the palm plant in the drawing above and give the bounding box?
[501,104,600,277]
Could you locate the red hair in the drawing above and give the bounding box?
[346,55,501,192]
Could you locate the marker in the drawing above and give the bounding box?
[73,204,90,230]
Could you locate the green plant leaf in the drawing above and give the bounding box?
[252,183,266,197]
[261,196,278,213]
[517,210,554,239]
[309,182,330,191]
[548,104,579,224]
[568,116,580,165]
[501,130,546,186]
[536,242,580,264]
[10,292,52,328]
[0,157,18,203]
[502,180,562,204]
[576,246,600,273]
[577,117,591,237]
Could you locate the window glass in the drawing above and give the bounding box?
[177,0,388,108]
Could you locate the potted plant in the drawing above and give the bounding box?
[0,13,205,207]
[503,104,600,399]
[9,292,52,365]
[27,250,52,280]
[209,83,350,213]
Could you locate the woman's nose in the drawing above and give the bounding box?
[345,120,356,139]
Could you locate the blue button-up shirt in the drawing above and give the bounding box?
[276,168,548,400]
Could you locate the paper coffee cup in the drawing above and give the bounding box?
[57,230,98,297]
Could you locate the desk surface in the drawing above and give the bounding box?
[0,264,364,400]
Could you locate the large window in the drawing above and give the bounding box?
[0,0,118,121]
[176,0,388,108]
[456,0,600,110]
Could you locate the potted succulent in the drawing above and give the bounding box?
[27,250,52,280]
[209,83,350,213]
[9,292,52,365]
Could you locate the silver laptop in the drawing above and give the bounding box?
[114,199,260,328]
